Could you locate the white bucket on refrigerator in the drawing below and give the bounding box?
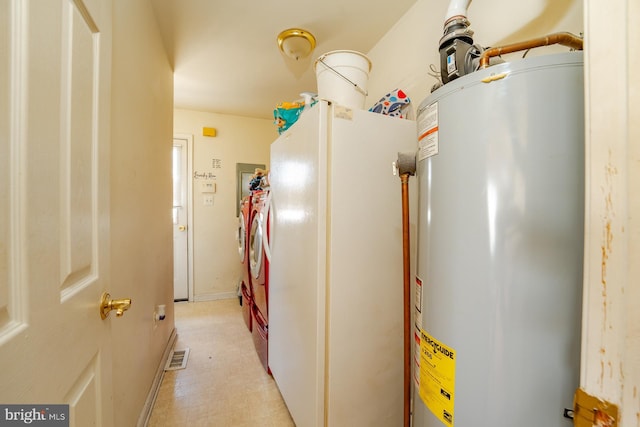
[314,50,371,109]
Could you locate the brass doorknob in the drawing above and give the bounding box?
[100,292,132,319]
[178,225,186,231]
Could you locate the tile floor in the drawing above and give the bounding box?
[148,298,295,426]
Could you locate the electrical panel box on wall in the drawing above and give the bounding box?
[203,127,217,137]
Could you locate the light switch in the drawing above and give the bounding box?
[203,194,214,206]
[201,182,216,193]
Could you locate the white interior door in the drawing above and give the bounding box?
[0,0,115,424]
[173,137,189,301]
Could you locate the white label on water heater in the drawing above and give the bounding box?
[415,277,423,331]
[447,53,456,75]
[418,102,439,161]
[415,277,423,313]
[414,330,422,388]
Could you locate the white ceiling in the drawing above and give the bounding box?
[150,0,418,120]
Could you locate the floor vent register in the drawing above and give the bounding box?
[165,348,190,371]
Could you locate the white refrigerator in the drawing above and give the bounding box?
[269,100,417,427]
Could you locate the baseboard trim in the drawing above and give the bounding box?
[137,328,178,427]
[193,292,237,302]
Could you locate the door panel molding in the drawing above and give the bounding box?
[64,352,101,426]
[0,0,28,343]
[59,0,101,299]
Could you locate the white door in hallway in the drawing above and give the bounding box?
[173,137,190,301]
[0,0,115,424]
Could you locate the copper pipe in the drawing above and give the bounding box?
[479,31,583,69]
[400,173,411,427]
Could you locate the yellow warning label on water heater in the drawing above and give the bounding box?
[419,330,456,426]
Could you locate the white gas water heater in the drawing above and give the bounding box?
[411,1,584,426]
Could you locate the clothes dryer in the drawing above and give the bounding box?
[238,194,253,332]
[248,189,271,373]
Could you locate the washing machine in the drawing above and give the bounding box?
[238,194,253,332]
[248,189,271,373]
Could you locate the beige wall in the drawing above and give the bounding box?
[174,109,274,300]
[366,0,583,114]
[111,0,175,424]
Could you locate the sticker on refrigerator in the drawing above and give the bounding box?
[417,102,439,161]
[334,105,354,120]
[419,330,456,426]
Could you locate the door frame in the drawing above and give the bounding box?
[174,133,194,302]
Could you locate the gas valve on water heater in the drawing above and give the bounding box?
[437,0,487,85]
[439,17,482,84]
